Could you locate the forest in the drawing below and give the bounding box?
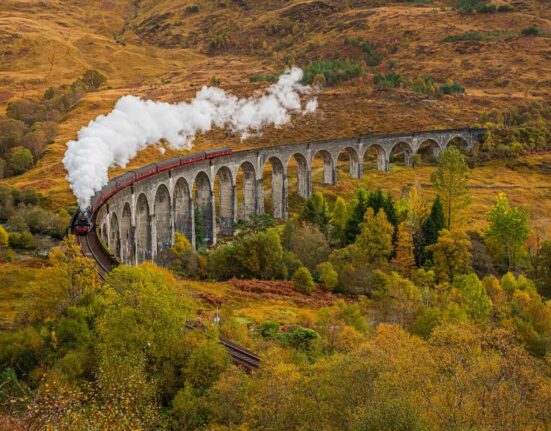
[1,146,551,430]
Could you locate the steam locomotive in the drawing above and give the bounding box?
[74,209,93,235]
[73,148,232,235]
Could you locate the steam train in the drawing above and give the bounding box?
[73,147,232,235]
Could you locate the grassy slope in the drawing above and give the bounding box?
[0,259,46,328]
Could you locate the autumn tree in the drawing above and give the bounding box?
[25,236,101,321]
[208,229,289,280]
[427,229,472,283]
[486,193,529,271]
[454,274,492,323]
[392,223,416,278]
[356,208,394,265]
[367,189,399,243]
[183,339,231,393]
[404,185,429,261]
[431,147,470,229]
[329,196,348,246]
[288,222,330,273]
[0,225,8,260]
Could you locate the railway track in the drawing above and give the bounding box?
[184,323,260,371]
[76,229,117,279]
[73,227,260,371]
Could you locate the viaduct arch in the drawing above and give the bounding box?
[95,127,485,264]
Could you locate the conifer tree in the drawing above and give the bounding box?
[345,187,369,243]
[419,196,446,264]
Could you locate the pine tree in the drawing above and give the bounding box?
[345,187,369,243]
[382,193,399,245]
[419,196,445,264]
[392,223,416,278]
[367,189,385,214]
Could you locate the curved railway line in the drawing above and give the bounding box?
[73,224,260,371]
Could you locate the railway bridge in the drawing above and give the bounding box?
[94,127,485,264]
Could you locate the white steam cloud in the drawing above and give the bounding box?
[63,67,317,209]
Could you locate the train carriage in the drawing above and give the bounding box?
[156,157,181,173]
[134,163,158,181]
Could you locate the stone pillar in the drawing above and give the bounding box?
[231,183,238,226]
[404,150,413,167]
[130,225,138,265]
[190,199,196,250]
[355,162,363,179]
[209,188,217,245]
[242,166,256,219]
[351,156,362,178]
[322,154,336,185]
[282,173,289,220]
[150,213,157,261]
[377,151,389,172]
[255,177,264,215]
[297,161,310,198]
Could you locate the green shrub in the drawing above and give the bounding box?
[7,147,34,176]
[292,266,316,294]
[374,71,403,89]
[282,326,320,351]
[317,261,338,290]
[249,73,278,83]
[9,231,34,249]
[81,69,107,89]
[257,321,281,338]
[302,59,364,86]
[522,27,541,37]
[185,5,200,13]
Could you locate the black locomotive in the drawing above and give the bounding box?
[74,209,93,235]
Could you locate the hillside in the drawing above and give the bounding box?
[1,0,550,207]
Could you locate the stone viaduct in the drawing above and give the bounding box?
[95,127,485,264]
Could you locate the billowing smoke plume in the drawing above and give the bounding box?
[63,67,318,209]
